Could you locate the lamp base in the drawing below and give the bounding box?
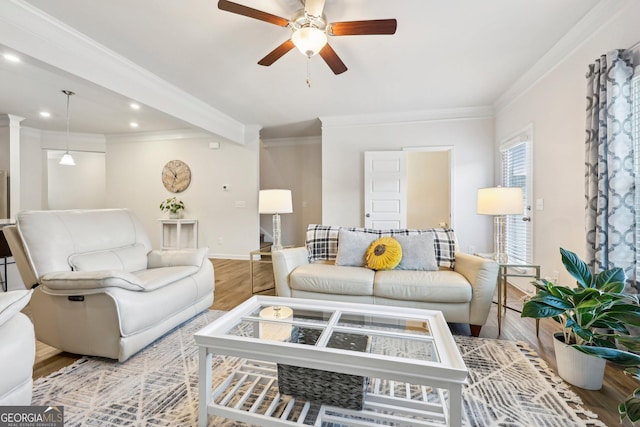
[493,216,508,264]
[272,213,283,252]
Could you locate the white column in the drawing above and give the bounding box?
[8,115,25,219]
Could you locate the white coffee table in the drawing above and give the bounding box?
[194,296,467,426]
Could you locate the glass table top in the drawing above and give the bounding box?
[222,302,439,363]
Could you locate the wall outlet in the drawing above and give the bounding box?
[468,245,476,254]
[217,237,224,245]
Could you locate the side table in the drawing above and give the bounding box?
[249,246,292,294]
[158,218,198,250]
[496,263,541,336]
[475,253,540,336]
[0,221,16,292]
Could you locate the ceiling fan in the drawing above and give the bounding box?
[218,0,397,75]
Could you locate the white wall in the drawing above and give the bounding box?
[260,137,322,247]
[495,1,640,282]
[46,151,106,209]
[106,132,260,259]
[321,115,495,253]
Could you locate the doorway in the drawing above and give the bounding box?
[363,147,453,229]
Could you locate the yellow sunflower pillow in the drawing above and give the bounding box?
[366,237,402,270]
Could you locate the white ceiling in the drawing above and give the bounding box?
[1,0,601,139]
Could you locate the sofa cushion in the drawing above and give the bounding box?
[0,290,32,328]
[395,234,438,271]
[306,224,457,268]
[335,229,377,267]
[373,270,472,303]
[69,244,148,273]
[290,263,375,296]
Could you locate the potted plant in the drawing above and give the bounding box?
[522,248,640,390]
[159,197,185,218]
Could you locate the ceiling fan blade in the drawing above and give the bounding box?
[328,19,397,36]
[218,0,289,27]
[304,0,325,17]
[258,40,296,66]
[319,44,347,75]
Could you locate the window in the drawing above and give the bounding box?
[500,128,533,264]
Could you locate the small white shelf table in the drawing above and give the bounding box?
[158,218,198,250]
[194,296,468,427]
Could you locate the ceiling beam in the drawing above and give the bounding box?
[0,0,258,145]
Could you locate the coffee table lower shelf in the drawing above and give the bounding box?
[207,359,451,427]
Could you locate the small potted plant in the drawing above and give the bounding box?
[159,197,185,219]
[522,248,640,390]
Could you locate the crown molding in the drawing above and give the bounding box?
[494,0,632,113]
[106,129,215,144]
[320,106,494,128]
[0,0,252,145]
[20,127,107,151]
[262,136,321,147]
[0,114,25,127]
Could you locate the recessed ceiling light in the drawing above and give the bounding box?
[3,53,20,63]
[39,111,51,118]
[130,122,139,128]
[130,103,140,110]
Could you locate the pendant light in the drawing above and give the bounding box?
[59,89,76,166]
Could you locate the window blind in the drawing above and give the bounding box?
[500,140,532,264]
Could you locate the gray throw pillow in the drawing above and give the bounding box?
[335,229,378,267]
[395,233,438,271]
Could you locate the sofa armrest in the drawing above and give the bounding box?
[454,252,499,326]
[40,270,144,293]
[272,247,309,298]
[147,248,208,268]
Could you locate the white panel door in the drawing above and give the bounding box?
[364,151,407,229]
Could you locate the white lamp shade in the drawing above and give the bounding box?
[477,187,523,215]
[291,26,327,57]
[259,189,293,214]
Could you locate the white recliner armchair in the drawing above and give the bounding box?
[4,208,214,362]
[0,290,35,405]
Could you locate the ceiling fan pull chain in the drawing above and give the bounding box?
[306,57,312,88]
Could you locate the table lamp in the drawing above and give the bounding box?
[258,189,293,251]
[477,186,523,263]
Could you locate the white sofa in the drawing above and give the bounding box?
[272,225,499,336]
[4,208,214,362]
[0,290,35,405]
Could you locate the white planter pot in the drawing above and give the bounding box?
[553,332,606,390]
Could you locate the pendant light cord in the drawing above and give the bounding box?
[62,90,75,154]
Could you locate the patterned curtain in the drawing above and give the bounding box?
[585,49,636,293]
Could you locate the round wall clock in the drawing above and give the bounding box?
[162,160,191,193]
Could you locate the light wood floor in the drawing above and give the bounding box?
[30,258,635,426]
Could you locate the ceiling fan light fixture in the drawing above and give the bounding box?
[292,26,327,57]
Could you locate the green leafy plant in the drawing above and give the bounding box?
[522,247,640,423]
[159,197,185,214]
[522,248,640,347]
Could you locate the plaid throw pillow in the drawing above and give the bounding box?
[305,224,457,268]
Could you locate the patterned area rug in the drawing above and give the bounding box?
[32,310,604,426]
